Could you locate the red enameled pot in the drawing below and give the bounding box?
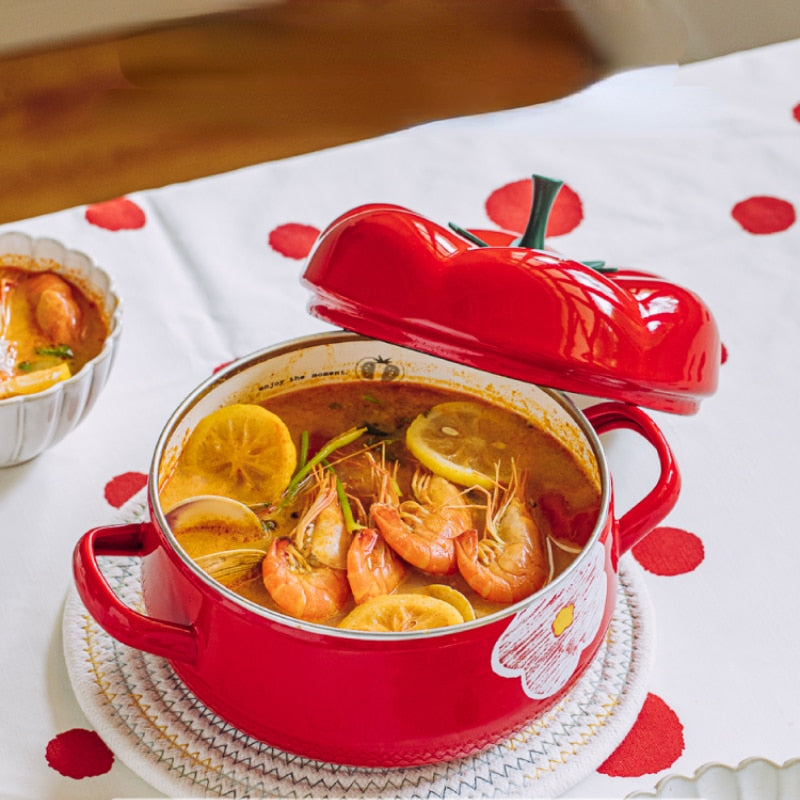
[73,332,680,767]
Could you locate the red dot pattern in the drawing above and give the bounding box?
[214,359,235,373]
[484,179,583,236]
[103,471,147,508]
[46,729,114,779]
[85,197,146,231]
[598,693,685,777]
[731,195,796,234]
[268,222,321,259]
[632,527,705,576]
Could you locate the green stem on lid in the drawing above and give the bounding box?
[518,174,563,250]
[449,175,617,273]
[447,222,489,247]
[581,259,617,273]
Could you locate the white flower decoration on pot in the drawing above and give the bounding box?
[492,538,609,699]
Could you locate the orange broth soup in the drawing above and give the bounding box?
[0,267,109,397]
[162,381,601,627]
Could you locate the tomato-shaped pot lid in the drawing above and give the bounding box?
[301,175,721,415]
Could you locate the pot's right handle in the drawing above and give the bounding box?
[73,522,198,663]
[584,401,681,555]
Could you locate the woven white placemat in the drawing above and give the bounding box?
[63,496,654,798]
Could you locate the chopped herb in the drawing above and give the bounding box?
[298,430,309,471]
[362,393,381,405]
[328,402,342,410]
[335,473,364,534]
[282,425,367,501]
[36,344,74,359]
[363,422,390,437]
[17,361,35,372]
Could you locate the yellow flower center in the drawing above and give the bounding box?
[552,604,575,636]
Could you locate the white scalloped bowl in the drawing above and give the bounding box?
[628,757,800,799]
[0,232,122,467]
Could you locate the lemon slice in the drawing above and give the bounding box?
[0,362,70,399]
[167,404,297,507]
[338,593,464,632]
[405,401,524,489]
[417,583,476,622]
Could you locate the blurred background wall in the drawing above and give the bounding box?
[4,0,800,62]
[2,0,800,225]
[0,1,264,55]
[564,0,800,66]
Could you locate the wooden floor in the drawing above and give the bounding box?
[0,0,608,225]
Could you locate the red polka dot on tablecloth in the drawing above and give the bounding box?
[268,223,320,259]
[85,197,146,231]
[104,471,147,508]
[598,693,684,777]
[46,729,114,779]
[792,102,800,123]
[632,526,705,576]
[485,179,584,236]
[731,195,796,234]
[214,359,235,373]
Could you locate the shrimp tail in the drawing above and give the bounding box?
[25,273,83,345]
[346,527,407,604]
[372,504,457,575]
[261,538,350,622]
[454,529,517,604]
[455,516,549,604]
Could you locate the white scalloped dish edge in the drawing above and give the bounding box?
[629,757,800,799]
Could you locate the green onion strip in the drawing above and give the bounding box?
[282,425,367,502]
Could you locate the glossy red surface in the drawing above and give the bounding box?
[74,500,617,767]
[584,402,681,562]
[72,355,681,767]
[302,204,721,414]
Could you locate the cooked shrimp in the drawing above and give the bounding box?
[262,538,350,622]
[371,462,473,575]
[340,454,407,604]
[300,468,350,570]
[455,469,548,604]
[347,528,407,605]
[261,467,351,621]
[24,273,83,346]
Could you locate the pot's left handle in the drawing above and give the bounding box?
[584,401,681,555]
[73,522,198,663]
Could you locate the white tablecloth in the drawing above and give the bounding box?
[2,36,799,799]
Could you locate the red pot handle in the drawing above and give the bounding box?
[584,401,681,555]
[73,522,198,663]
